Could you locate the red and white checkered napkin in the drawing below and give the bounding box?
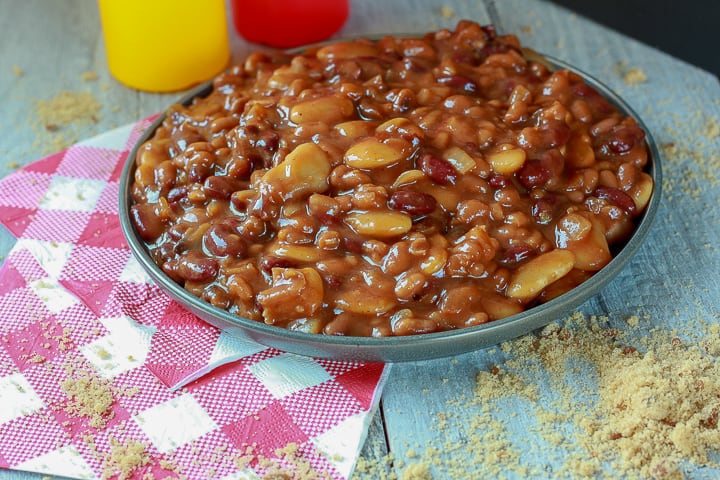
[0,120,389,480]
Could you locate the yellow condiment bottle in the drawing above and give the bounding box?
[98,0,230,92]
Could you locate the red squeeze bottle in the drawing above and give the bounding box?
[231,0,350,48]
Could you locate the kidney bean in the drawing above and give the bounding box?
[517,160,551,189]
[175,252,219,282]
[204,176,240,199]
[595,187,638,216]
[572,82,612,114]
[187,153,215,182]
[480,24,497,40]
[358,101,385,121]
[204,224,247,257]
[451,53,481,67]
[403,57,434,72]
[388,190,437,216]
[172,126,205,152]
[437,75,479,94]
[488,174,510,189]
[542,122,571,148]
[532,197,556,224]
[417,153,459,185]
[254,130,279,153]
[343,234,365,254]
[260,256,296,274]
[501,244,537,265]
[606,125,645,154]
[130,204,167,242]
[167,186,188,204]
[225,156,253,180]
[479,42,515,60]
[154,161,177,193]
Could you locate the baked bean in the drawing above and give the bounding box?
[595,187,638,217]
[257,267,324,322]
[290,95,355,125]
[417,153,459,185]
[388,190,437,216]
[174,251,219,282]
[443,146,477,174]
[203,224,247,258]
[345,211,412,239]
[131,201,169,242]
[131,21,654,336]
[507,249,576,300]
[344,137,409,169]
[261,143,331,200]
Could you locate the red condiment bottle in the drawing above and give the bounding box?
[231,0,350,48]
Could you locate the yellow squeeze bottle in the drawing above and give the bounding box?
[98,0,230,92]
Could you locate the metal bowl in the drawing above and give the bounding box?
[119,53,662,362]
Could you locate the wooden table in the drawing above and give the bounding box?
[1,1,719,479]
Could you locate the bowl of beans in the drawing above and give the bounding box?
[120,21,661,362]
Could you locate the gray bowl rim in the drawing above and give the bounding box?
[119,49,663,363]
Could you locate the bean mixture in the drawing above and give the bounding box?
[130,21,653,336]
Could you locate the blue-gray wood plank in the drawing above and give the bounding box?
[1,0,718,478]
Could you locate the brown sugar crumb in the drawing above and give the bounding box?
[401,462,432,480]
[230,442,336,480]
[158,458,184,475]
[31,90,101,153]
[705,117,720,139]
[82,70,99,82]
[28,353,46,364]
[101,438,150,480]
[61,367,115,428]
[623,67,648,85]
[263,443,333,480]
[702,323,720,356]
[353,453,397,480]
[373,312,720,479]
[34,91,101,129]
[494,313,718,478]
[439,6,455,18]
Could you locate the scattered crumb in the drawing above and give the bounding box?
[101,438,150,480]
[401,462,432,480]
[82,70,99,82]
[356,312,720,479]
[34,90,100,129]
[97,347,112,360]
[29,90,101,153]
[158,458,184,475]
[12,65,24,77]
[354,452,396,480]
[61,366,115,428]
[623,67,648,85]
[439,6,455,18]
[28,353,46,364]
[705,118,720,139]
